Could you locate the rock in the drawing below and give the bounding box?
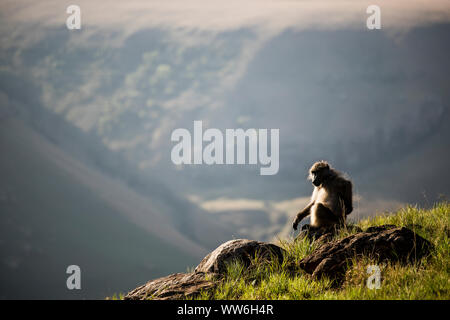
[364,224,397,233]
[299,225,432,280]
[124,272,215,300]
[296,224,363,244]
[195,239,285,274]
[124,239,285,300]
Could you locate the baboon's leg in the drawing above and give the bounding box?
[313,203,343,227]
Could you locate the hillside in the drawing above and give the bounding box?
[190,202,449,300]
[0,118,202,299]
[0,115,236,299]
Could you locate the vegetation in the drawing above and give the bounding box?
[194,202,449,300]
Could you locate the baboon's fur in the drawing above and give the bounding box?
[292,161,353,230]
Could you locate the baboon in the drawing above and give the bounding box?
[292,161,353,231]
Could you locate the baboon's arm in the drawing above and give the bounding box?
[342,181,353,215]
[292,201,314,230]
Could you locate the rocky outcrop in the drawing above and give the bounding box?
[124,226,433,299]
[124,239,285,300]
[124,272,215,300]
[195,239,285,274]
[295,223,363,244]
[299,225,432,280]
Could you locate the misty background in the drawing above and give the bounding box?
[0,1,449,298]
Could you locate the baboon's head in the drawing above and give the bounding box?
[309,161,331,187]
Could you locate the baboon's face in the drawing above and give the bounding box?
[311,169,324,186]
[309,162,330,187]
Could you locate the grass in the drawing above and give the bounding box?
[194,201,450,300]
[106,293,126,300]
